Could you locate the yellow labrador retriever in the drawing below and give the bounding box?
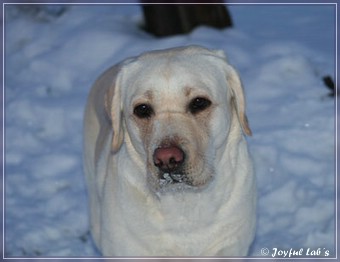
[83,46,256,256]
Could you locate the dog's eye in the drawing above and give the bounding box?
[133,104,154,119]
[188,97,212,114]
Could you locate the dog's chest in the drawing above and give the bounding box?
[158,192,218,225]
[119,192,225,255]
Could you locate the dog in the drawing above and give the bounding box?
[83,45,256,256]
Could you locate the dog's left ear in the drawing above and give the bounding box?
[214,50,252,136]
[226,64,252,136]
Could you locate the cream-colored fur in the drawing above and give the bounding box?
[83,46,256,256]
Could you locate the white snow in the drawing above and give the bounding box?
[4,3,336,258]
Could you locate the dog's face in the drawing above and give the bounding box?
[106,47,251,193]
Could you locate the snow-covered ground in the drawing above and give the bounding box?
[4,3,336,259]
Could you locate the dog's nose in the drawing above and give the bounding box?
[153,146,185,172]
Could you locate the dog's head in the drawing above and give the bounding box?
[105,46,251,193]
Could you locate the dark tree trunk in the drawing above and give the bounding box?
[141,2,233,37]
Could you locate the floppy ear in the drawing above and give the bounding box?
[213,48,252,135]
[213,49,252,135]
[104,66,124,153]
[225,63,252,136]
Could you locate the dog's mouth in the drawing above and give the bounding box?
[158,172,191,187]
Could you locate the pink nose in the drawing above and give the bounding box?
[153,146,185,172]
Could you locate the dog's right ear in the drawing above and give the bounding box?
[104,65,124,153]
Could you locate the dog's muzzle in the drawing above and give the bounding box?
[153,145,190,186]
